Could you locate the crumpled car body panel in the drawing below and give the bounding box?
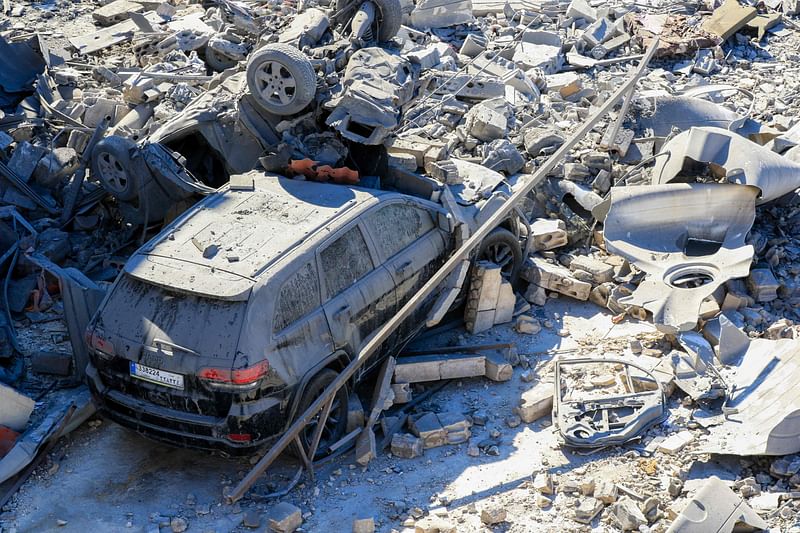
[651,126,800,205]
[554,357,667,448]
[599,183,758,333]
[326,48,415,145]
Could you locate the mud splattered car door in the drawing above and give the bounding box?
[363,200,449,346]
[318,222,396,374]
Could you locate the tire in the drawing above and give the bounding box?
[335,0,402,42]
[478,227,523,281]
[291,369,349,460]
[204,46,237,72]
[246,44,316,116]
[91,136,140,201]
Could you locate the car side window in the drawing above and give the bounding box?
[320,226,374,298]
[366,203,436,259]
[274,262,320,333]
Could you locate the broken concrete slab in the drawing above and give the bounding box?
[665,477,767,533]
[0,384,34,432]
[701,0,757,40]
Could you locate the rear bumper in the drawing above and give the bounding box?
[86,362,287,455]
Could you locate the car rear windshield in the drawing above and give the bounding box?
[100,274,247,360]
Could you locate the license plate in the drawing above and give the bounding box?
[130,362,184,390]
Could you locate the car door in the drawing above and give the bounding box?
[317,221,396,375]
[362,200,450,348]
[269,260,335,382]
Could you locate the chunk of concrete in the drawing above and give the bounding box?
[480,506,506,525]
[570,256,614,283]
[352,518,375,533]
[658,430,694,455]
[747,267,779,302]
[92,0,143,26]
[521,257,592,301]
[701,0,757,40]
[574,497,604,524]
[610,498,647,531]
[391,433,424,458]
[464,261,503,333]
[484,352,513,382]
[531,218,568,251]
[0,384,35,432]
[267,502,303,533]
[493,280,515,325]
[514,315,542,335]
[409,412,447,449]
[515,381,553,423]
[666,476,767,533]
[465,100,508,142]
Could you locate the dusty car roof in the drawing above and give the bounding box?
[125,172,385,299]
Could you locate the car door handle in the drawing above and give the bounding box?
[395,260,412,276]
[333,304,350,319]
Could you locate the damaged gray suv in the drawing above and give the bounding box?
[85,171,526,455]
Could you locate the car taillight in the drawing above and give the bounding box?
[198,360,269,388]
[226,433,252,443]
[85,326,115,358]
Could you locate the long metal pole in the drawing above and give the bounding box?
[226,39,660,504]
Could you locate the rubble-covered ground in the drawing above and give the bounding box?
[4,0,800,531]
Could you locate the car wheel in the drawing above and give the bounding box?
[246,44,316,116]
[478,227,523,281]
[204,46,237,72]
[335,0,403,42]
[292,368,349,460]
[91,136,140,201]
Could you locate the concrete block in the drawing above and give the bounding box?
[514,315,542,335]
[593,480,618,504]
[569,256,614,283]
[267,502,303,533]
[391,382,413,403]
[355,427,377,466]
[658,430,694,455]
[92,0,143,26]
[465,102,507,142]
[574,497,603,524]
[0,384,35,432]
[353,518,375,533]
[747,267,779,302]
[395,353,486,383]
[391,433,423,458]
[493,280,515,325]
[702,0,757,40]
[409,412,447,449]
[484,352,513,382]
[522,257,592,301]
[7,141,46,183]
[515,381,553,423]
[531,218,568,251]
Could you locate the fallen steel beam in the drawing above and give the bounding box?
[225,38,660,504]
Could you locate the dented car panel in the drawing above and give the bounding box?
[598,183,758,333]
[651,126,800,205]
[554,357,667,448]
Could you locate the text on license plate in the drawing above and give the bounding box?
[130,362,184,390]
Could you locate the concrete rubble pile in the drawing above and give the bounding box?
[2,0,800,530]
